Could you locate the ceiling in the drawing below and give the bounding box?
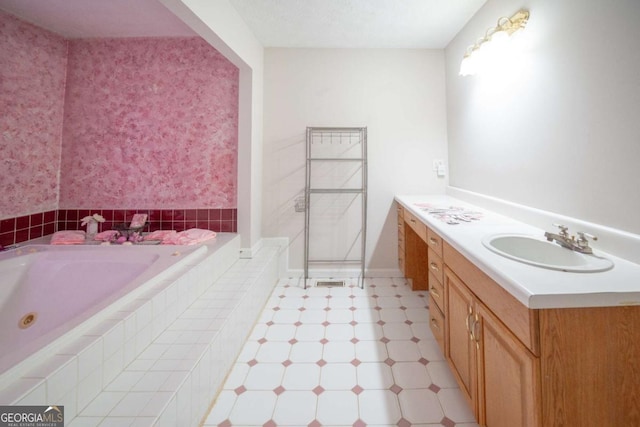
[0,0,486,48]
[0,0,197,38]
[228,0,486,48]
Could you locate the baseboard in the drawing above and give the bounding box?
[285,268,403,279]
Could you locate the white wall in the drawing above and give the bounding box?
[446,0,640,235]
[263,49,448,274]
[161,0,264,253]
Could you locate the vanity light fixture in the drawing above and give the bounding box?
[459,9,530,77]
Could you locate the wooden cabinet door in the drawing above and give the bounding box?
[476,303,541,427]
[445,270,477,414]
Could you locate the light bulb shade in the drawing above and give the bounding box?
[459,55,475,76]
[490,29,510,49]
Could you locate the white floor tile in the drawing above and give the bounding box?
[386,340,422,362]
[377,296,403,308]
[437,388,477,423]
[405,307,431,323]
[326,309,354,324]
[353,308,380,323]
[382,322,415,340]
[328,296,354,309]
[356,363,394,389]
[265,324,297,341]
[417,339,445,362]
[244,363,285,390]
[397,389,444,424]
[201,278,475,427]
[222,363,250,390]
[325,324,354,341]
[272,391,317,426]
[379,308,408,323]
[299,309,327,324]
[322,341,355,363]
[228,390,276,425]
[320,363,357,390]
[329,286,353,297]
[354,323,383,340]
[400,295,430,308]
[272,309,301,324]
[304,297,329,309]
[278,297,306,310]
[352,296,376,308]
[249,323,268,340]
[316,390,359,425]
[358,389,401,424]
[427,361,459,388]
[354,340,388,362]
[391,362,432,389]
[255,342,291,363]
[289,342,323,363]
[281,364,321,390]
[235,341,260,362]
[295,324,325,341]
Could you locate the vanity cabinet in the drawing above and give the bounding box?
[397,204,405,274]
[446,268,541,427]
[400,207,428,290]
[396,200,640,427]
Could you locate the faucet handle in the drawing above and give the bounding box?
[552,223,570,237]
[576,232,597,243]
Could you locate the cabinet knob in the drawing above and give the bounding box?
[429,237,438,245]
[430,262,439,272]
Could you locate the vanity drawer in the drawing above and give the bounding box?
[404,210,427,242]
[427,228,443,257]
[428,247,444,285]
[428,271,445,313]
[429,302,445,350]
[397,205,404,227]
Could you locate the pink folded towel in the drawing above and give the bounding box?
[51,230,86,245]
[130,213,148,228]
[94,230,120,242]
[161,228,216,245]
[144,230,177,241]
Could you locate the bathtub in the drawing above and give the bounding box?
[0,243,207,380]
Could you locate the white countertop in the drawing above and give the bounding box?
[395,195,640,309]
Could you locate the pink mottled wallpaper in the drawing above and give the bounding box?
[59,37,239,209]
[0,11,68,218]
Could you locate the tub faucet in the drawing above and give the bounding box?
[544,224,597,254]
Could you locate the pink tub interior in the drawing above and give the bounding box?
[0,244,204,377]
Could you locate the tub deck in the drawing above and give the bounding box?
[0,234,284,427]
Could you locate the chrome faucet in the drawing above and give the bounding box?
[544,224,598,254]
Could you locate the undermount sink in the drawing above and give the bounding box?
[482,234,614,273]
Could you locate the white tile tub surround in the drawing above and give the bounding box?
[69,243,282,427]
[0,235,242,409]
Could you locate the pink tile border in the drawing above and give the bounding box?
[0,210,57,248]
[0,208,236,248]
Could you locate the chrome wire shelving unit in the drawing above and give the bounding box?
[304,127,367,289]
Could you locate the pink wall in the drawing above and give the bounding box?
[0,11,68,218]
[59,37,239,209]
